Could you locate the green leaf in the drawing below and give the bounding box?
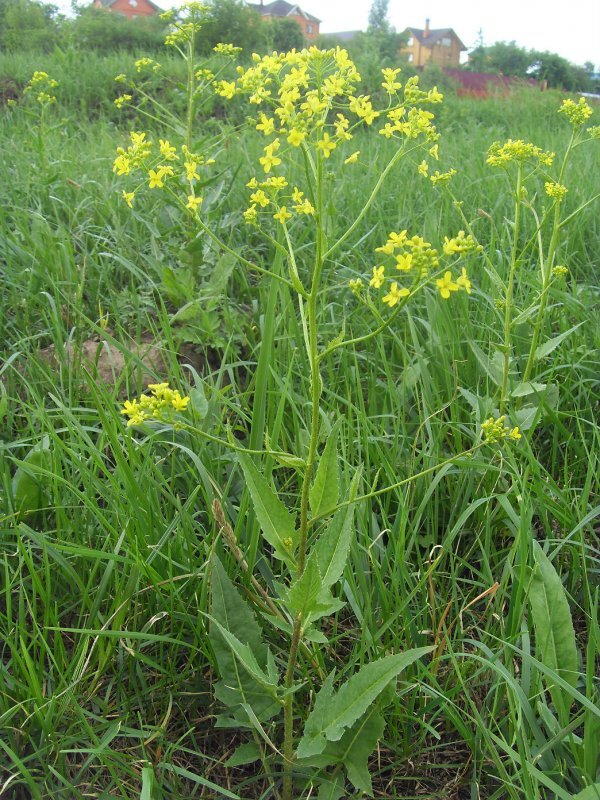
[298,648,432,756]
[298,671,337,758]
[534,322,584,361]
[329,705,385,794]
[238,454,297,566]
[310,422,340,518]
[224,742,261,768]
[209,556,280,726]
[314,468,361,589]
[13,439,52,517]
[208,617,279,696]
[317,774,346,800]
[529,541,578,723]
[286,553,323,619]
[571,785,600,800]
[140,766,162,800]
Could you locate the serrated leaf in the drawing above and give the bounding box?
[529,541,578,724]
[286,553,323,619]
[224,742,261,768]
[208,617,279,695]
[238,454,297,565]
[535,322,584,361]
[314,468,362,589]
[298,648,432,756]
[309,423,340,517]
[209,556,280,726]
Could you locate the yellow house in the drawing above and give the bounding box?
[400,20,466,68]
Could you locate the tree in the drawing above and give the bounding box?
[0,0,61,51]
[367,0,390,35]
[269,17,303,53]
[195,0,269,56]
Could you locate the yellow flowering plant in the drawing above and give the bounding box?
[441,97,598,430]
[115,38,524,800]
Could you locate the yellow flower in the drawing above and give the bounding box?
[244,204,258,224]
[436,271,459,299]
[382,282,409,307]
[381,67,402,94]
[273,206,292,224]
[250,189,270,207]
[545,181,568,200]
[370,265,385,288]
[316,133,336,158]
[171,393,190,411]
[344,151,360,164]
[256,114,276,135]
[184,161,200,182]
[159,139,178,160]
[456,267,472,294]
[349,278,363,295]
[294,199,315,215]
[215,80,236,99]
[558,97,593,126]
[148,169,164,189]
[395,253,413,272]
[186,194,202,211]
[418,160,428,177]
[122,191,135,208]
[287,127,307,146]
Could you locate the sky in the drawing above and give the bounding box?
[56,0,600,68]
[313,0,600,67]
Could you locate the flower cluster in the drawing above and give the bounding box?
[366,230,474,307]
[135,57,161,73]
[552,265,569,277]
[244,177,315,225]
[222,47,443,224]
[481,416,522,444]
[113,131,213,211]
[121,383,190,427]
[24,70,58,106]
[486,139,554,168]
[558,97,593,127]
[162,2,207,47]
[544,181,568,200]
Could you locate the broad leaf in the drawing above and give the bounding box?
[314,468,362,589]
[238,454,297,565]
[328,705,385,794]
[317,774,346,800]
[310,422,340,518]
[224,742,261,768]
[535,322,584,361]
[529,541,578,723]
[298,671,337,758]
[208,617,279,696]
[209,556,280,726]
[298,648,432,756]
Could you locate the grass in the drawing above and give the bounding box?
[0,51,599,799]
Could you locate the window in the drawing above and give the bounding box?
[441,37,451,46]
[306,23,313,33]
[407,36,413,46]
[407,53,413,62]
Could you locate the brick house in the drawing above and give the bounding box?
[247,0,320,41]
[401,20,466,68]
[93,0,162,20]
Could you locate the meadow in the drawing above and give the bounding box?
[0,31,599,800]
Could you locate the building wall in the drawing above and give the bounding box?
[93,0,158,18]
[401,35,462,68]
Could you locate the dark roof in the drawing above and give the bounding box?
[405,27,467,51]
[247,1,320,23]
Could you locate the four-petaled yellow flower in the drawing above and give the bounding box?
[344,151,360,164]
[456,268,471,294]
[382,282,410,307]
[148,169,165,189]
[316,133,336,158]
[436,271,459,299]
[186,195,202,211]
[273,206,292,224]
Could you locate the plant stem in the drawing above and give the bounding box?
[282,155,326,800]
[499,164,523,414]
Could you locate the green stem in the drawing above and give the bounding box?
[522,130,575,384]
[282,155,326,800]
[499,164,523,414]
